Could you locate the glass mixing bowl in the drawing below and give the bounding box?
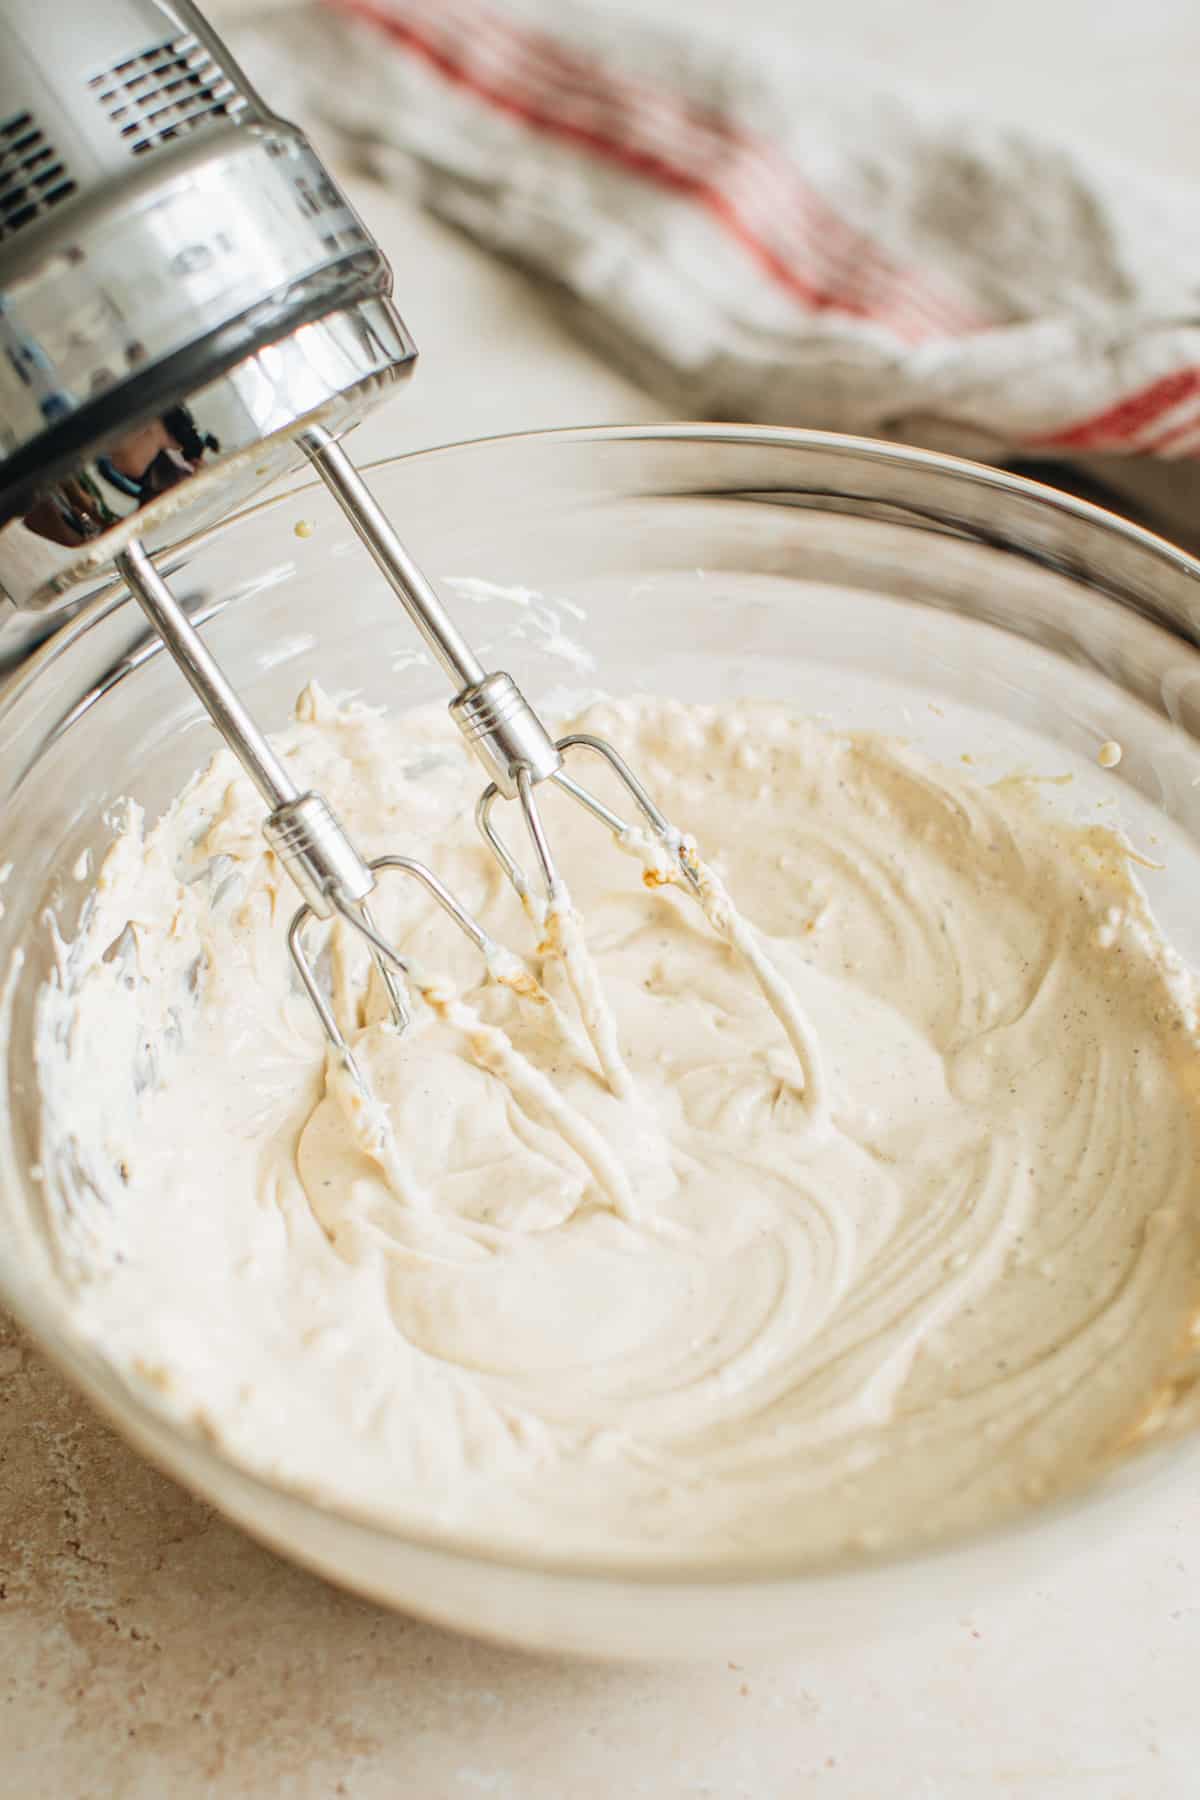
[4,425,1200,1659]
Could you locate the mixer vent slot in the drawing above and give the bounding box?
[90,33,248,156]
[0,113,77,243]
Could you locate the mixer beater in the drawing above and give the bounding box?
[301,436,704,891]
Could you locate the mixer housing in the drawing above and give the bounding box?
[0,0,416,653]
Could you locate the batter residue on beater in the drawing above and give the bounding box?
[34,688,1200,1564]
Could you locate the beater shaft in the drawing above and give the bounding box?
[301,429,563,801]
[298,427,485,693]
[117,540,300,819]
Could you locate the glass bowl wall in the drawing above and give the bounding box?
[3,426,1200,1657]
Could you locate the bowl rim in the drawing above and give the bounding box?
[4,419,1200,1592]
[7,420,1200,717]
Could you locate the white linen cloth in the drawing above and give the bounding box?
[234,0,1200,540]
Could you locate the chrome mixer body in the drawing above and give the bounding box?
[0,0,709,1062]
[0,0,414,631]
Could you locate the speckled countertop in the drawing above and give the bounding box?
[5,2,1200,1794]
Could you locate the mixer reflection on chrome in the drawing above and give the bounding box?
[0,0,713,1066]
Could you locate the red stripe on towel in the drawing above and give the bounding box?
[1030,368,1200,455]
[326,0,981,344]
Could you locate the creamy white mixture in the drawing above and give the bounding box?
[34,687,1200,1565]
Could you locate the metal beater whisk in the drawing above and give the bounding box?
[302,429,705,926]
[113,539,520,1073]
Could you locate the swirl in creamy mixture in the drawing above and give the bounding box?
[34,689,1200,1564]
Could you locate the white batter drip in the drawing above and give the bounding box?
[34,687,1200,1565]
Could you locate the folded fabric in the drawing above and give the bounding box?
[234,0,1200,535]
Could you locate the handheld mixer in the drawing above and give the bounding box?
[0,0,801,1090]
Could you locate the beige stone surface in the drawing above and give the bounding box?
[6,1292,1200,1800]
[5,1,1200,1794]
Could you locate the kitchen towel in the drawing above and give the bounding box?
[233,0,1200,536]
